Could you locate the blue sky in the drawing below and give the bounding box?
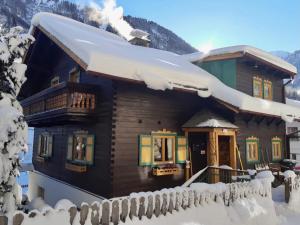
[74,0,300,52]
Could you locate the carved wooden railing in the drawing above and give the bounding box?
[21,82,97,117]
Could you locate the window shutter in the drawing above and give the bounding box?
[139,135,152,166]
[67,135,73,161]
[176,136,188,164]
[47,135,53,157]
[37,135,42,156]
[85,135,95,165]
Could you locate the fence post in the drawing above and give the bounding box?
[154,194,161,217]
[111,200,120,225]
[0,215,8,225]
[146,195,154,219]
[102,201,111,225]
[13,213,24,225]
[90,203,100,225]
[285,178,292,203]
[69,206,77,225]
[120,199,129,222]
[80,204,89,225]
[129,198,137,220]
[138,196,146,220]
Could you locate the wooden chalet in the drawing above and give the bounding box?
[20,13,300,201]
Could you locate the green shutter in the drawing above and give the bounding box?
[47,135,53,157]
[139,135,152,166]
[67,135,73,161]
[176,136,188,164]
[85,135,95,165]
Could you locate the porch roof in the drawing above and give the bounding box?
[182,110,238,129]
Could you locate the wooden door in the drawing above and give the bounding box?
[218,136,231,166]
[189,132,208,174]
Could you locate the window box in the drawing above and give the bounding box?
[152,167,180,176]
[65,162,87,173]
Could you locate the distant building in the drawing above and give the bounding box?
[286,98,300,160]
[19,12,300,205]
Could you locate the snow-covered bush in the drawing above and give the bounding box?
[0,26,34,214]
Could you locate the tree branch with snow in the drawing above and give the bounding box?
[0,26,34,215]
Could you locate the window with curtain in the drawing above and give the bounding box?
[246,136,259,163]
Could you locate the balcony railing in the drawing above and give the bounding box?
[21,82,97,125]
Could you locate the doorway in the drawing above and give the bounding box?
[189,132,208,174]
[218,136,231,166]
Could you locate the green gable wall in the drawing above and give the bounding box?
[197,59,237,89]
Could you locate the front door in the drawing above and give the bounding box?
[189,132,208,174]
[218,136,231,166]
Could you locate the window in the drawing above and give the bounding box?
[272,137,282,161]
[263,80,272,100]
[253,76,263,98]
[66,131,95,165]
[37,186,45,200]
[153,136,175,164]
[246,136,259,163]
[37,133,53,158]
[69,67,80,83]
[51,76,60,87]
[287,127,298,135]
[139,130,187,166]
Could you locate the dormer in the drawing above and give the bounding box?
[185,45,297,103]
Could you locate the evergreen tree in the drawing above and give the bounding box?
[0,26,33,214]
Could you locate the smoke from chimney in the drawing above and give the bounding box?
[84,0,149,44]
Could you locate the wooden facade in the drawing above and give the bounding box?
[20,27,290,198]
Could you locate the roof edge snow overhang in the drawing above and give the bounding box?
[202,51,297,77]
[26,25,294,121]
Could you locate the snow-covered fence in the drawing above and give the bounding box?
[284,173,300,203]
[0,180,272,225]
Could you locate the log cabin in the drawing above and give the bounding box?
[19,12,300,204]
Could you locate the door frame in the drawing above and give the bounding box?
[184,127,237,169]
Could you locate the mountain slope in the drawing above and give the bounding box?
[0,0,197,54]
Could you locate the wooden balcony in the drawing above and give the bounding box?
[21,82,98,126]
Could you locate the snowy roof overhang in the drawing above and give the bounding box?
[182,45,297,76]
[182,110,238,129]
[28,13,300,122]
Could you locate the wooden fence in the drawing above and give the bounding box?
[0,181,271,225]
[285,175,300,203]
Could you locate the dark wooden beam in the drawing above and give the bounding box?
[275,119,283,126]
[255,116,265,125]
[266,117,275,126]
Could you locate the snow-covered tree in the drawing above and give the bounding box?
[0,26,33,215]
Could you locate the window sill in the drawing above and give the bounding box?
[65,163,87,173]
[152,167,180,176]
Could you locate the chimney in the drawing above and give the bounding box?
[129,29,150,47]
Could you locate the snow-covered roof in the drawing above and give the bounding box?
[182,45,297,75]
[182,110,238,129]
[30,13,300,122]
